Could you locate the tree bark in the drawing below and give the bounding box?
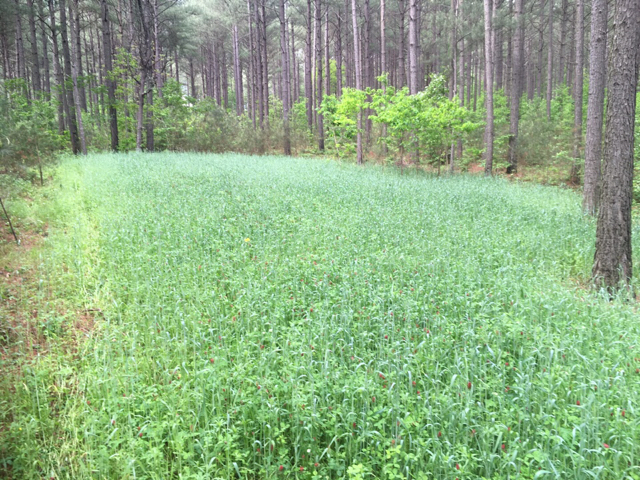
[351,0,363,164]
[26,0,41,95]
[592,0,640,290]
[247,0,257,125]
[233,25,243,115]
[260,0,269,128]
[39,0,51,95]
[280,0,291,155]
[102,0,119,151]
[398,0,406,88]
[494,0,503,90]
[68,0,87,154]
[189,58,196,98]
[507,0,524,174]
[546,0,553,119]
[59,0,80,154]
[152,0,163,96]
[305,0,313,128]
[558,0,568,85]
[336,11,343,96]
[48,0,65,135]
[408,0,418,94]
[582,0,608,214]
[222,46,229,109]
[570,0,584,184]
[316,0,324,150]
[483,0,494,175]
[14,0,27,86]
[325,8,330,96]
[73,0,86,110]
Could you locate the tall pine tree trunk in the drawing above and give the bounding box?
[546,0,553,119]
[558,0,567,85]
[59,0,80,154]
[507,0,524,174]
[570,0,584,184]
[398,0,406,88]
[102,0,119,151]
[280,0,291,155]
[305,0,313,129]
[68,0,87,154]
[233,25,243,115]
[315,0,324,150]
[48,0,65,135]
[26,0,41,95]
[582,0,608,214]
[73,0,86,110]
[592,0,640,290]
[336,11,343,96]
[408,0,418,94]
[38,0,51,95]
[351,0,363,164]
[483,0,494,175]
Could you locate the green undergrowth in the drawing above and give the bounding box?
[2,152,640,480]
[0,162,107,479]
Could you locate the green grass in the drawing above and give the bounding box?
[2,152,640,479]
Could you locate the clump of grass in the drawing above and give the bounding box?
[3,152,640,479]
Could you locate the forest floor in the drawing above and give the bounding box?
[1,153,639,479]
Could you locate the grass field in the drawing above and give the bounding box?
[2,152,640,479]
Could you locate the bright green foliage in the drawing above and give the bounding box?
[3,153,640,479]
[321,76,479,165]
[319,88,367,157]
[0,79,65,181]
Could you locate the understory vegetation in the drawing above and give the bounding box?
[2,75,639,196]
[2,153,640,479]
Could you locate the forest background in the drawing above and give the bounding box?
[0,0,638,196]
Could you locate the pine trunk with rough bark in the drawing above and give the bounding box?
[73,0,86,110]
[558,0,568,84]
[315,0,324,150]
[336,11,343,96]
[398,0,406,88]
[351,0,363,164]
[14,0,27,87]
[26,0,41,95]
[546,0,553,119]
[102,0,119,151]
[570,0,584,184]
[48,0,65,134]
[507,0,524,174]
[483,0,494,175]
[305,0,313,128]
[280,0,291,155]
[408,0,418,94]
[233,25,243,115]
[59,0,80,154]
[582,0,607,214]
[38,0,51,94]
[592,0,640,290]
[68,0,87,154]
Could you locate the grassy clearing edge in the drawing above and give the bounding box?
[0,161,107,478]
